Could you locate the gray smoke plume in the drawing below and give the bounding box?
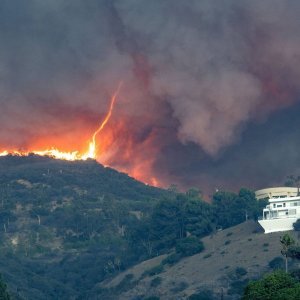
[0,0,300,191]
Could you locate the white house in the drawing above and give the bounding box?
[256,187,300,234]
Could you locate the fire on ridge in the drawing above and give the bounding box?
[0,82,123,162]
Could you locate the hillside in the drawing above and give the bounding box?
[0,154,167,202]
[0,155,276,299]
[0,155,172,299]
[102,221,299,300]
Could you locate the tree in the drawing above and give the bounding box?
[287,245,300,260]
[212,188,258,229]
[0,274,10,300]
[175,236,204,257]
[168,184,178,194]
[129,219,155,258]
[132,194,213,256]
[280,233,295,273]
[285,175,300,195]
[186,188,202,199]
[243,271,297,300]
[188,289,215,300]
[293,219,300,231]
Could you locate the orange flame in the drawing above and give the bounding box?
[0,82,123,162]
[0,82,163,188]
[82,81,122,160]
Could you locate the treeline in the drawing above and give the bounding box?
[129,188,265,261]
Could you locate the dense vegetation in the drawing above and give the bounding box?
[0,155,262,299]
[243,233,300,299]
[243,271,300,299]
[0,274,10,299]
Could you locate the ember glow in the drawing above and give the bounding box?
[0,83,123,163]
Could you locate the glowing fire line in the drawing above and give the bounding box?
[0,82,123,161]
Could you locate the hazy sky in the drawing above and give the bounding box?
[0,0,300,192]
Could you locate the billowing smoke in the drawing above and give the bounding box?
[0,0,300,192]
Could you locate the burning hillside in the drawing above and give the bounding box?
[1,81,122,162]
[1,1,300,191]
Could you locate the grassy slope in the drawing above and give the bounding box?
[104,221,299,300]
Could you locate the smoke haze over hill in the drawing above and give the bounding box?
[0,0,300,191]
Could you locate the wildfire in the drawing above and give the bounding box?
[0,82,163,188]
[82,82,122,160]
[0,82,123,162]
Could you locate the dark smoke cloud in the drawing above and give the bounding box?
[0,0,300,192]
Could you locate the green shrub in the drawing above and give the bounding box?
[0,274,10,300]
[235,267,247,277]
[176,237,204,257]
[228,279,248,295]
[291,269,300,281]
[203,253,212,259]
[142,265,164,277]
[150,277,162,287]
[162,253,182,266]
[224,240,231,245]
[293,219,300,231]
[226,232,233,237]
[188,289,214,300]
[243,271,297,299]
[115,273,136,293]
[269,257,285,270]
[124,273,134,280]
[170,281,189,293]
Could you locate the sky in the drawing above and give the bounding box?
[0,0,300,193]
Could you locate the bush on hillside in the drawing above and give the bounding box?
[170,281,189,293]
[243,271,297,300]
[235,267,247,278]
[268,257,285,270]
[188,289,215,300]
[293,219,300,231]
[228,279,249,296]
[161,253,182,266]
[142,265,164,277]
[0,275,10,300]
[150,277,162,287]
[176,237,204,257]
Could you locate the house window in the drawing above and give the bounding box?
[273,204,276,208]
[283,203,286,207]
